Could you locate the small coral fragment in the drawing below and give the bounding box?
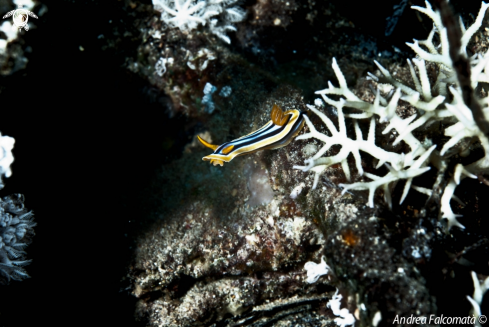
[327,289,356,327]
[304,256,330,284]
[289,182,305,199]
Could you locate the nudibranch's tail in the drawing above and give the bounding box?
[197,135,218,151]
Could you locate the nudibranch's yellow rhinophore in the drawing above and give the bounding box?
[198,104,306,166]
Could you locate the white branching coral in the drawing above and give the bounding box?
[294,58,434,209]
[152,0,245,43]
[339,145,435,209]
[293,99,406,189]
[294,1,489,230]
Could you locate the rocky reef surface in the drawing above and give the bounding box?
[1,0,488,326]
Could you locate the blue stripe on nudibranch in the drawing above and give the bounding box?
[197,104,306,166]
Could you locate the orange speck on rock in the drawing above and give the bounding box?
[341,229,359,246]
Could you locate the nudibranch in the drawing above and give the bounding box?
[197,104,306,166]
